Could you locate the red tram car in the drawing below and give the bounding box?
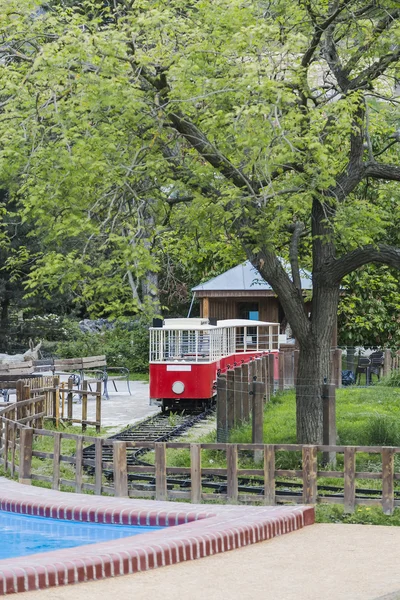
[149,318,280,411]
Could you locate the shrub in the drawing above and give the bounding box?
[56,318,150,373]
[362,414,400,446]
[379,370,400,387]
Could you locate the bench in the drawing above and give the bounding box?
[52,355,131,399]
[0,361,35,401]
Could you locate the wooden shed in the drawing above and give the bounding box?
[192,261,312,334]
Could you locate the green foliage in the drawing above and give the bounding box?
[338,265,400,348]
[57,319,150,373]
[316,505,400,526]
[362,414,400,446]
[379,370,400,388]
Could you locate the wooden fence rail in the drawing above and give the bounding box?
[1,413,399,514]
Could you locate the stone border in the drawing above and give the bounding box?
[0,478,314,595]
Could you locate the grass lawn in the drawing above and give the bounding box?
[228,385,400,446]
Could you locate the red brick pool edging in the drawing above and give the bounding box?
[0,478,314,595]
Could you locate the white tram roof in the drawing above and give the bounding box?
[217,319,279,327]
[153,318,279,331]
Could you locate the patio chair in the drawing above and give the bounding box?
[369,351,384,383]
[355,356,371,385]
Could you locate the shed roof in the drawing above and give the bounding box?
[192,260,312,292]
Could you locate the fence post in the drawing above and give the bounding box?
[226,444,238,503]
[384,349,391,378]
[75,437,83,493]
[226,369,235,432]
[233,366,242,425]
[241,362,250,421]
[54,376,60,429]
[155,442,167,501]
[82,380,88,433]
[264,445,275,505]
[330,348,342,388]
[382,447,395,516]
[267,353,275,398]
[216,375,228,442]
[113,441,128,497]
[190,444,202,504]
[19,427,33,485]
[322,383,337,466]
[279,352,285,391]
[95,437,103,495]
[67,378,73,421]
[344,447,356,513]
[52,432,61,490]
[96,381,102,434]
[302,445,317,504]
[252,379,264,464]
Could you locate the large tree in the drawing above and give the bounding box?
[1,0,400,442]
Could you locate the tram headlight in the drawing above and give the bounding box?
[172,381,185,394]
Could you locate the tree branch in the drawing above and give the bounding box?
[325,244,400,283]
[342,9,400,77]
[301,0,353,68]
[364,162,400,181]
[288,222,305,293]
[244,247,311,345]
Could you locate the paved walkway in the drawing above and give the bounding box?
[16,523,400,600]
[72,379,157,432]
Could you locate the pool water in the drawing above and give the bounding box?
[0,510,164,559]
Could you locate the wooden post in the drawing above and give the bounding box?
[95,437,103,495]
[382,447,395,515]
[54,377,60,430]
[262,355,269,402]
[75,437,83,493]
[61,382,65,419]
[302,445,317,504]
[252,380,264,463]
[202,297,210,318]
[278,351,285,391]
[226,444,238,503]
[233,366,242,425]
[82,380,88,433]
[10,422,15,477]
[96,381,101,433]
[330,348,342,388]
[67,378,73,421]
[4,421,9,472]
[18,427,33,485]
[344,447,356,513]
[241,363,250,421]
[226,369,235,433]
[52,432,61,490]
[216,375,228,442]
[383,349,391,378]
[322,384,337,466]
[190,444,202,504]
[113,441,128,497]
[264,445,275,505]
[267,353,275,398]
[155,442,167,501]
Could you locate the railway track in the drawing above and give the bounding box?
[82,406,388,502]
[82,405,215,471]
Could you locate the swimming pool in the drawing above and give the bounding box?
[0,510,163,559]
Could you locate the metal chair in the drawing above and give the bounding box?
[355,356,371,385]
[369,351,384,383]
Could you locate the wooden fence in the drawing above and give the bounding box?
[1,417,399,514]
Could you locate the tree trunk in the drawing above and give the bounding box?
[295,283,340,444]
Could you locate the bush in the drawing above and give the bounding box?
[379,370,400,387]
[56,319,150,373]
[362,414,400,446]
